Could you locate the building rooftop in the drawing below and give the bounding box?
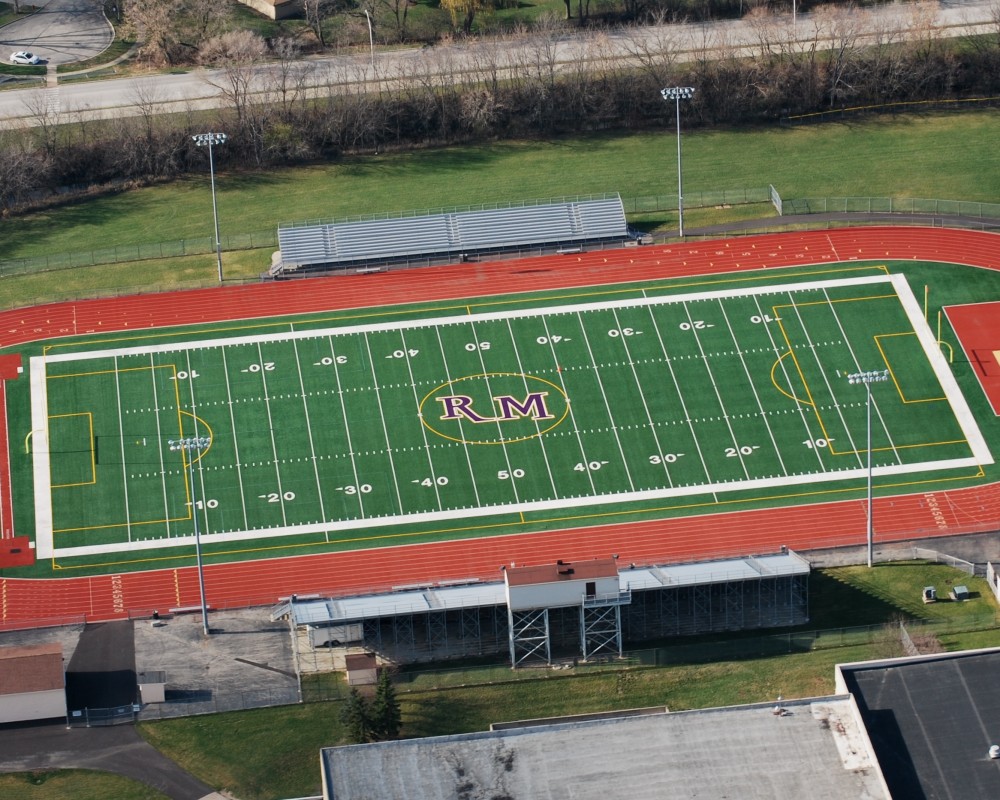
[322,697,887,800]
[0,643,64,695]
[839,648,1000,799]
[505,557,619,587]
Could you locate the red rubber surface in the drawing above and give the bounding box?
[945,301,1000,415]
[2,226,999,629]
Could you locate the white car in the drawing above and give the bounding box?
[10,51,40,65]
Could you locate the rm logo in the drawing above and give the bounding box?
[437,391,555,424]
[420,373,569,445]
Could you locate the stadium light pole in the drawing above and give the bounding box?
[169,436,212,635]
[364,9,375,69]
[192,132,228,284]
[660,87,696,238]
[846,370,889,568]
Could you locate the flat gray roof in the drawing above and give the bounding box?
[292,552,810,626]
[840,648,1000,799]
[322,697,887,800]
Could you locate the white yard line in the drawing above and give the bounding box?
[717,300,788,476]
[541,315,597,496]
[186,352,211,535]
[30,361,53,558]
[149,354,171,538]
[329,336,368,519]
[433,326,483,507]
[577,310,635,491]
[113,356,133,541]
[363,331,404,514]
[506,318,560,498]
[292,339,327,526]
[644,303,714,494]
[256,343,288,526]
[400,329,445,510]
[785,292,865,467]
[821,286,903,465]
[750,294,828,471]
[221,347,250,531]
[469,320,524,505]
[681,300,750,480]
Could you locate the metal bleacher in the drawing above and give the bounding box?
[273,194,629,276]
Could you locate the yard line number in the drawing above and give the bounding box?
[259,491,296,503]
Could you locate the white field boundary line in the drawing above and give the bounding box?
[891,274,992,465]
[29,273,993,559]
[41,455,990,559]
[38,275,908,364]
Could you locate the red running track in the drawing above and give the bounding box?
[2,226,1000,629]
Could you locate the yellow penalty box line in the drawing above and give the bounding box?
[47,412,96,488]
[769,292,963,458]
[874,332,947,404]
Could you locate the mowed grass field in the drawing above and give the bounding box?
[0,111,998,307]
[24,264,987,574]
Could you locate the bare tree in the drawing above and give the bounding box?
[202,31,270,163]
[620,11,680,87]
[184,0,233,44]
[377,0,411,42]
[811,3,865,107]
[439,0,490,35]
[263,37,315,119]
[0,134,41,216]
[122,0,185,65]
[304,0,351,48]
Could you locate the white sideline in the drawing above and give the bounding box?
[28,273,994,560]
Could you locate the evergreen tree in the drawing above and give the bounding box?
[340,687,373,743]
[372,668,402,740]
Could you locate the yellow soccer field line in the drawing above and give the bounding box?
[769,351,812,405]
[874,332,947,403]
[46,364,176,380]
[771,292,898,313]
[772,312,824,439]
[771,290,954,455]
[48,411,96,488]
[52,512,197,534]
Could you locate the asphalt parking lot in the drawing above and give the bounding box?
[0,0,111,67]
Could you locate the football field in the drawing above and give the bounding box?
[29,270,990,565]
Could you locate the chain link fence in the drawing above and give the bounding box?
[4,189,999,280]
[298,612,1000,702]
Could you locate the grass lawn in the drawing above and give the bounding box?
[0,770,170,800]
[137,562,1000,800]
[3,111,998,267]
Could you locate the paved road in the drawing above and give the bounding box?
[0,722,220,800]
[0,0,995,128]
[0,0,111,66]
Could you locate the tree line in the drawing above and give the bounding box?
[2,4,1000,215]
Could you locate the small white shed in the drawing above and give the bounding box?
[345,653,379,686]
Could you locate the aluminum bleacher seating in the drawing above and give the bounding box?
[275,195,628,274]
